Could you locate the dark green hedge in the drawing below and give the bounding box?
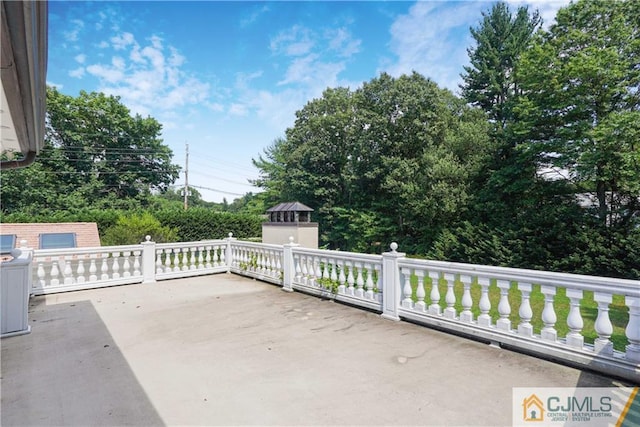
[1,207,263,242]
[154,207,263,241]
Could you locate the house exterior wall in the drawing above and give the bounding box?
[262,223,318,249]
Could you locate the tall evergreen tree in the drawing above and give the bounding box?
[461,2,541,133]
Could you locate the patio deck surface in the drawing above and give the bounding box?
[1,273,630,426]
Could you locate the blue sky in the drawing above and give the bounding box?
[47,0,569,203]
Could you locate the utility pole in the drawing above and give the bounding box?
[184,142,189,210]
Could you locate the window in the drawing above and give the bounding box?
[40,233,77,249]
[0,234,16,254]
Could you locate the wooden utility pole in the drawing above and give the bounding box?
[184,142,189,210]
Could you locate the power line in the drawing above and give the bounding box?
[169,184,244,197]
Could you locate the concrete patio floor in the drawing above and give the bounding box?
[1,273,631,426]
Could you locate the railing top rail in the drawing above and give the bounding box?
[156,239,227,250]
[33,244,143,258]
[292,246,383,263]
[398,257,640,295]
[230,240,284,251]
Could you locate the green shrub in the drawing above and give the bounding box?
[101,213,178,245]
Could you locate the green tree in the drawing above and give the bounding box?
[513,0,640,229]
[254,73,492,252]
[1,88,181,213]
[461,1,541,132]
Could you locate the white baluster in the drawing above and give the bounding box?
[374,264,382,301]
[428,271,441,315]
[257,250,264,273]
[540,285,557,341]
[330,260,338,282]
[517,283,533,337]
[155,249,163,274]
[401,268,413,309]
[346,261,355,295]
[477,277,492,327]
[49,257,60,286]
[122,251,131,278]
[190,247,197,270]
[62,260,74,285]
[355,262,365,298]
[414,270,426,312]
[338,261,346,293]
[322,258,330,280]
[111,253,121,279]
[594,292,614,356]
[133,251,141,276]
[306,256,315,285]
[443,273,456,320]
[565,289,584,348]
[460,274,473,323]
[100,254,109,280]
[314,257,322,287]
[164,249,172,273]
[219,245,225,265]
[625,296,640,363]
[205,246,212,268]
[50,258,60,286]
[496,279,511,331]
[275,253,282,277]
[37,262,46,288]
[301,256,309,285]
[294,255,302,281]
[89,257,97,282]
[243,249,250,271]
[175,249,183,272]
[266,251,273,276]
[76,259,86,284]
[365,263,375,300]
[180,248,189,271]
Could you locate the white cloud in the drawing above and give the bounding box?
[385,2,488,92]
[63,19,85,42]
[240,4,270,28]
[229,103,249,116]
[278,54,345,88]
[112,56,125,70]
[385,1,571,93]
[326,28,361,58]
[47,81,63,90]
[235,71,263,91]
[69,67,85,78]
[111,32,135,50]
[86,63,124,84]
[83,32,211,118]
[270,25,315,56]
[74,54,86,64]
[506,0,571,28]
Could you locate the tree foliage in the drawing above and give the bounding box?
[0,88,181,212]
[254,72,493,252]
[461,1,541,132]
[513,0,640,229]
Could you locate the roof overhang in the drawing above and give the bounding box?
[0,0,48,169]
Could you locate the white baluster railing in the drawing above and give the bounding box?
[27,237,640,380]
[32,245,144,294]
